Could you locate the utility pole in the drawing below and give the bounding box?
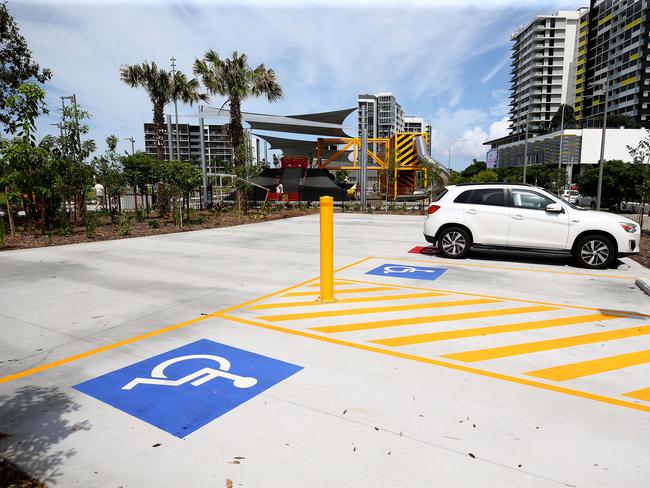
[522,110,530,184]
[596,75,609,212]
[199,105,209,207]
[360,104,368,210]
[166,114,174,161]
[125,137,135,155]
[170,56,181,161]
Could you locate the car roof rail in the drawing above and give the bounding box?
[455,182,535,187]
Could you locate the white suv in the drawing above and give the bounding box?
[423,183,641,269]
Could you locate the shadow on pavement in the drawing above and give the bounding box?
[0,386,90,486]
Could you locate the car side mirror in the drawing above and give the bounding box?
[546,203,563,213]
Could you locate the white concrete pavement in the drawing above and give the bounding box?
[1,213,650,487]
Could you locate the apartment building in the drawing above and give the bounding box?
[143,123,233,174]
[403,116,433,153]
[576,0,650,125]
[509,10,582,134]
[357,92,405,139]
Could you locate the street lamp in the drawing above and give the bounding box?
[589,76,610,211]
[556,95,576,194]
[125,137,135,155]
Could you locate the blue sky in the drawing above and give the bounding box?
[11,0,585,170]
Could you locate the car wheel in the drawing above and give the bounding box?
[574,235,615,269]
[438,227,471,259]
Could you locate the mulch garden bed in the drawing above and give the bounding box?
[0,207,317,251]
[0,458,45,488]
[631,232,650,269]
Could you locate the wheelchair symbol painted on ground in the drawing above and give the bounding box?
[122,354,258,390]
[366,263,447,281]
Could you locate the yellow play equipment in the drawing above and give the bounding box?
[316,132,448,199]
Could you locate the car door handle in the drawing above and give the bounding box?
[466,209,477,215]
[512,214,524,220]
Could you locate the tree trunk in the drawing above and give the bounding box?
[153,101,165,161]
[23,194,32,234]
[145,185,150,215]
[229,97,248,214]
[133,186,138,213]
[186,193,190,222]
[4,186,15,238]
[40,196,46,236]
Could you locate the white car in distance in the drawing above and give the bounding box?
[424,183,641,269]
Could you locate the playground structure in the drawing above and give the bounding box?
[316,132,448,199]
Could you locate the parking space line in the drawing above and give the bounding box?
[526,349,650,381]
[444,324,650,362]
[282,286,398,297]
[624,387,650,402]
[379,313,619,347]
[257,298,501,322]
[246,291,449,310]
[312,305,558,334]
[370,255,636,280]
[307,281,357,287]
[217,312,650,414]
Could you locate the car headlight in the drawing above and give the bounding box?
[619,222,638,233]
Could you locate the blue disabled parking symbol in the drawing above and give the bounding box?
[366,263,447,281]
[74,339,303,438]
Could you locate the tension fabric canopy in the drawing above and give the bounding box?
[185,107,354,137]
[256,134,352,162]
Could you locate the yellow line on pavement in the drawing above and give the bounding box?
[371,255,636,280]
[0,256,376,385]
[256,298,500,322]
[283,286,397,297]
[445,323,650,363]
[307,281,356,287]
[219,312,650,414]
[340,278,650,317]
[624,387,650,402]
[247,291,449,310]
[526,349,650,381]
[313,305,557,334]
[397,313,618,347]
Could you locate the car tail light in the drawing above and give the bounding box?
[427,205,441,214]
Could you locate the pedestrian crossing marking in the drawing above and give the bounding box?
[526,349,650,381]
[311,305,557,334]
[444,324,650,362]
[256,298,501,322]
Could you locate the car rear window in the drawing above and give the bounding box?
[432,188,448,202]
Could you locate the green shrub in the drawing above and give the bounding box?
[135,208,147,222]
[0,216,4,246]
[195,214,207,225]
[147,219,160,229]
[84,212,99,238]
[118,212,133,236]
[55,209,72,236]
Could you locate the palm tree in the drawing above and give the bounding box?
[120,61,207,160]
[194,51,282,210]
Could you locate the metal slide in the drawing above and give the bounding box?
[414,136,450,186]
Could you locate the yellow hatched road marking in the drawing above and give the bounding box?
[283,286,397,297]
[445,324,650,363]
[624,387,650,402]
[256,298,501,322]
[219,312,650,414]
[526,349,650,381]
[390,313,618,346]
[313,305,557,334]
[247,291,449,310]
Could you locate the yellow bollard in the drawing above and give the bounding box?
[319,196,335,303]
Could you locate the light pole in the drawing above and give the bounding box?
[590,76,609,211]
[556,95,575,194]
[125,137,135,155]
[170,56,181,161]
[522,110,530,183]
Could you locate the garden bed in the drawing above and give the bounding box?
[0,206,317,251]
[631,232,650,269]
[0,458,45,488]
